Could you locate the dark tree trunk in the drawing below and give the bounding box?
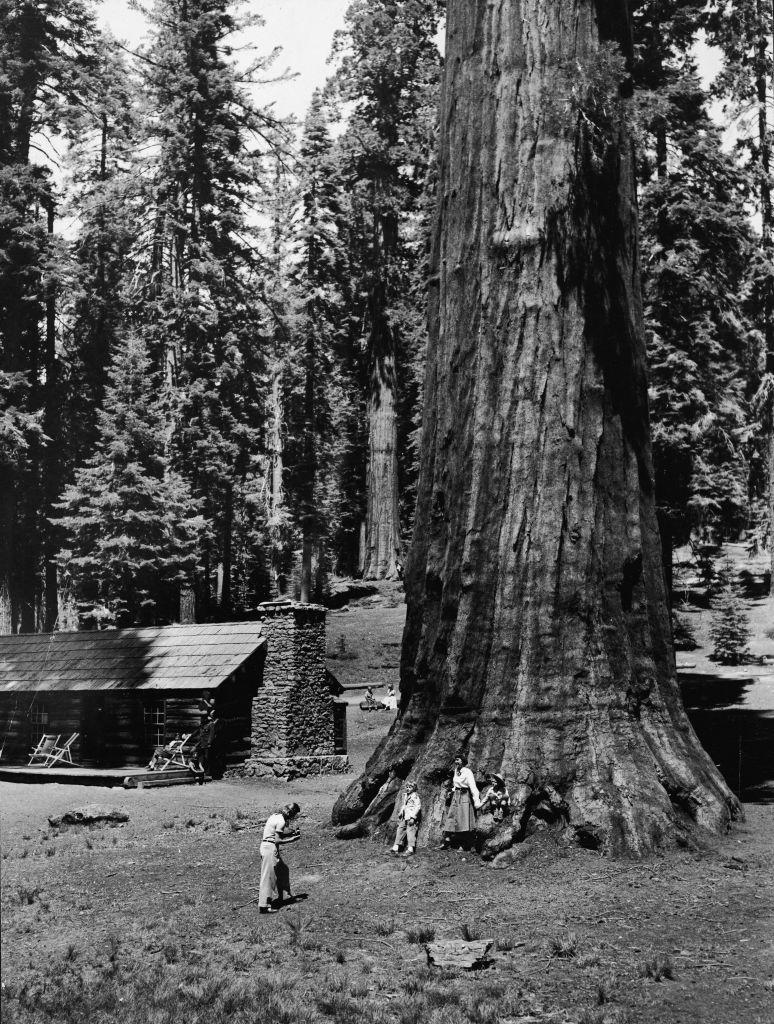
[43,199,59,631]
[299,317,316,605]
[756,0,774,591]
[333,0,739,855]
[267,362,289,598]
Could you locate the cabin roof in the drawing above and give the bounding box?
[0,623,266,694]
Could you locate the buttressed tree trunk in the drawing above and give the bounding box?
[333,0,740,856]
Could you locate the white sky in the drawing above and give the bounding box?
[97,0,353,120]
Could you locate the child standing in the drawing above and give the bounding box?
[391,782,421,856]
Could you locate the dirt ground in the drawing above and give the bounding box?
[2,581,774,1024]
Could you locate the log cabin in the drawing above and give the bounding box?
[0,603,349,778]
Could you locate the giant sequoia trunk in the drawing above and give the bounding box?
[362,301,402,581]
[333,0,740,855]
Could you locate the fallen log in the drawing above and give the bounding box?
[49,805,129,828]
[425,938,493,970]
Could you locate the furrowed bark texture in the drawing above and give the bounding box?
[363,311,402,581]
[333,0,740,855]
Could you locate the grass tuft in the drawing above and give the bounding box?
[547,931,577,959]
[638,955,674,981]
[17,884,40,905]
[374,917,395,936]
[405,924,435,944]
[284,911,313,952]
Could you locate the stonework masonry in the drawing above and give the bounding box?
[228,601,351,779]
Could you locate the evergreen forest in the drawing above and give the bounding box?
[1,0,773,632]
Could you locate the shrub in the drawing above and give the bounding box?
[638,955,674,981]
[17,884,40,905]
[547,931,577,958]
[671,611,698,651]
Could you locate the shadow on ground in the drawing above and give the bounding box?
[681,673,774,803]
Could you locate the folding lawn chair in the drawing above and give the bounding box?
[147,733,194,771]
[45,733,79,767]
[28,734,61,766]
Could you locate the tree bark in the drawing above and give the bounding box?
[267,361,289,597]
[43,198,59,631]
[333,0,740,855]
[756,0,774,591]
[362,295,402,580]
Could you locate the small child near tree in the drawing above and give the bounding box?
[391,782,421,856]
[478,772,510,822]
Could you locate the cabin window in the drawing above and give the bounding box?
[143,701,166,747]
[29,702,49,742]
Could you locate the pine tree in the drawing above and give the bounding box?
[707,0,774,587]
[133,0,290,615]
[56,334,204,628]
[0,0,100,631]
[64,37,139,459]
[632,2,754,592]
[710,559,752,664]
[328,0,443,579]
[286,90,345,599]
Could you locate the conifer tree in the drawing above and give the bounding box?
[0,0,100,631]
[286,90,344,599]
[56,334,204,628]
[707,0,774,586]
[710,559,752,664]
[329,0,443,579]
[64,38,139,459]
[134,0,290,614]
[632,2,753,592]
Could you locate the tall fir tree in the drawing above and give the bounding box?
[133,0,290,616]
[707,0,774,585]
[632,1,754,596]
[56,334,204,628]
[0,0,99,632]
[328,0,444,579]
[710,558,752,664]
[283,89,350,599]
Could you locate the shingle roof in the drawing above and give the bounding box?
[0,623,265,694]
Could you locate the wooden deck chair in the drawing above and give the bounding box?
[44,732,79,767]
[148,733,194,771]
[28,734,61,766]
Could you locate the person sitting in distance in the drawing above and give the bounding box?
[478,772,510,822]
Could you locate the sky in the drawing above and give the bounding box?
[97,0,353,120]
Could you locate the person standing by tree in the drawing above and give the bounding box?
[258,802,301,915]
[438,755,480,850]
[333,0,739,858]
[391,782,421,856]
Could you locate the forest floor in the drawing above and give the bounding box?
[2,574,774,1024]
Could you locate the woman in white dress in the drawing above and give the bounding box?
[258,802,300,914]
[439,754,480,849]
